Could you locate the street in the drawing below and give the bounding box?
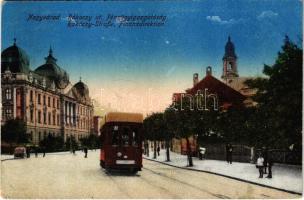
[1,151,300,199]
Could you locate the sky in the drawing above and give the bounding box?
[1,0,302,115]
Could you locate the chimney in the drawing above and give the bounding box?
[206,66,212,76]
[193,73,199,86]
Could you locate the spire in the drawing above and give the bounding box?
[79,76,82,82]
[223,36,237,59]
[49,46,53,56]
[13,38,16,46]
[45,46,57,64]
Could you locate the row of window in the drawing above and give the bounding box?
[34,92,60,109]
[33,110,60,126]
[66,134,87,140]
[65,117,91,130]
[30,132,87,143]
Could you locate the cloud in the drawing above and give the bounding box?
[257,10,278,20]
[206,16,243,25]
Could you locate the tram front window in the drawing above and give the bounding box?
[122,128,129,146]
[132,130,138,146]
[112,126,119,146]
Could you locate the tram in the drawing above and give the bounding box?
[100,112,143,173]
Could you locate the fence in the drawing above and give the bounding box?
[254,149,301,165]
[202,143,253,163]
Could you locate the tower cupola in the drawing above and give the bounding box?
[222,36,239,80]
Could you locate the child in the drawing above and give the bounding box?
[256,153,264,178]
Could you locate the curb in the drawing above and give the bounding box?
[143,157,302,196]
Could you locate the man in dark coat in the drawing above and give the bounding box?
[42,146,46,157]
[84,147,88,158]
[226,144,233,164]
[26,147,31,158]
[266,151,273,178]
[262,147,268,174]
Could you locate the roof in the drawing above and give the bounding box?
[34,49,69,89]
[186,74,246,105]
[105,112,143,123]
[224,77,257,97]
[1,43,30,73]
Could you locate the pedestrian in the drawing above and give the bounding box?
[84,147,88,158]
[262,146,268,174]
[266,152,273,178]
[42,146,46,157]
[157,146,160,156]
[26,147,30,158]
[226,143,233,164]
[72,147,76,155]
[34,147,38,158]
[256,153,264,178]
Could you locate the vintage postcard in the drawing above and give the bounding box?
[1,0,302,199]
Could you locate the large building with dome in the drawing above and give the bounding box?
[1,39,94,145]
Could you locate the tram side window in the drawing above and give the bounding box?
[122,128,130,146]
[112,126,119,146]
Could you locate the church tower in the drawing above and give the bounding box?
[221,36,239,81]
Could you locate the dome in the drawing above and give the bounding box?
[223,36,237,59]
[1,39,30,73]
[34,47,69,89]
[72,79,89,98]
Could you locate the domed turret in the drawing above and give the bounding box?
[1,39,30,74]
[72,78,90,98]
[35,47,69,89]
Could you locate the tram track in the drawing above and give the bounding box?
[105,172,132,198]
[142,166,231,199]
[137,172,180,198]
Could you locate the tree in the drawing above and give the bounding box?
[172,99,196,166]
[143,113,166,159]
[163,108,177,161]
[245,36,302,149]
[1,119,28,144]
[65,136,78,151]
[39,134,64,152]
[79,134,100,149]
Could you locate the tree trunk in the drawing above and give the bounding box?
[186,137,193,166]
[165,138,170,162]
[153,139,157,159]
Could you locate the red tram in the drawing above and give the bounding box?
[100,112,143,173]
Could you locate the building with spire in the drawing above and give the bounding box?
[1,40,94,145]
[221,36,257,106]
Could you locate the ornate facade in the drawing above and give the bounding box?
[1,40,94,145]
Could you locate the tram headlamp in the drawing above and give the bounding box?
[123,155,128,159]
[117,152,122,157]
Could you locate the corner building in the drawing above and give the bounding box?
[1,40,94,145]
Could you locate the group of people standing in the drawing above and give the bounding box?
[72,147,88,158]
[226,144,273,179]
[256,147,273,178]
[26,146,46,158]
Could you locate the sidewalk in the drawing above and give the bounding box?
[1,150,84,161]
[143,149,302,194]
